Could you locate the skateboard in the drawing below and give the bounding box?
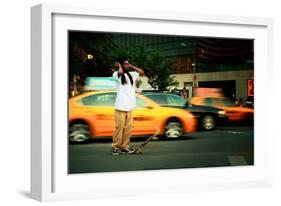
[130,128,160,154]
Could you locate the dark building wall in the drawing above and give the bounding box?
[113,33,253,74]
[113,34,197,56]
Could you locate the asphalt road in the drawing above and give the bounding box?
[68,126,254,174]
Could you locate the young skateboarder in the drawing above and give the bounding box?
[111,57,144,155]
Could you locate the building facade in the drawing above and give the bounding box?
[113,33,254,101]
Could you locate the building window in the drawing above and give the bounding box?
[172,56,194,74]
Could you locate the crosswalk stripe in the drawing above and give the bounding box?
[228,156,248,166]
[227,131,242,134]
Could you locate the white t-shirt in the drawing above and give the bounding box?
[112,71,140,111]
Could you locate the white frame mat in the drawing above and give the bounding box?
[31,3,274,202]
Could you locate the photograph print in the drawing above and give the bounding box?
[68,31,254,174]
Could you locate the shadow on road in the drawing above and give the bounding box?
[69,135,198,145]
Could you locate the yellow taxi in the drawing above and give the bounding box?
[190,96,254,121]
[69,91,197,142]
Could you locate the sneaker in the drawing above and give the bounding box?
[111,147,121,155]
[121,147,135,154]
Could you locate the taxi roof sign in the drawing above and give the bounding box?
[193,88,224,97]
[83,77,117,91]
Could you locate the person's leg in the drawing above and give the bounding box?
[121,110,133,149]
[112,110,126,149]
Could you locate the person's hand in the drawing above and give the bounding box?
[115,62,121,68]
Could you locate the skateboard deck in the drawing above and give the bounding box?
[130,129,160,154]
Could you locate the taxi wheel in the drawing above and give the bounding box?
[69,123,90,143]
[201,115,215,131]
[164,120,183,139]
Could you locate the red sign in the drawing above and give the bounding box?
[248,80,254,96]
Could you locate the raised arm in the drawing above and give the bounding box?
[129,64,144,76]
[115,62,124,77]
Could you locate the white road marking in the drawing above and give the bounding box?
[216,130,244,135]
[226,131,243,134]
[228,156,248,166]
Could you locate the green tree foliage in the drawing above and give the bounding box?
[69,32,178,91]
[114,46,178,91]
[141,50,179,91]
[69,32,117,77]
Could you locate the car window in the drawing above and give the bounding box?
[204,98,214,106]
[136,97,146,108]
[144,95,167,105]
[212,98,225,107]
[204,98,236,107]
[166,95,186,106]
[222,98,236,107]
[81,93,116,106]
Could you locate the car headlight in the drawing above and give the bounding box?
[218,111,226,115]
[184,112,194,118]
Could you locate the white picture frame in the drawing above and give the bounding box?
[31,3,274,202]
